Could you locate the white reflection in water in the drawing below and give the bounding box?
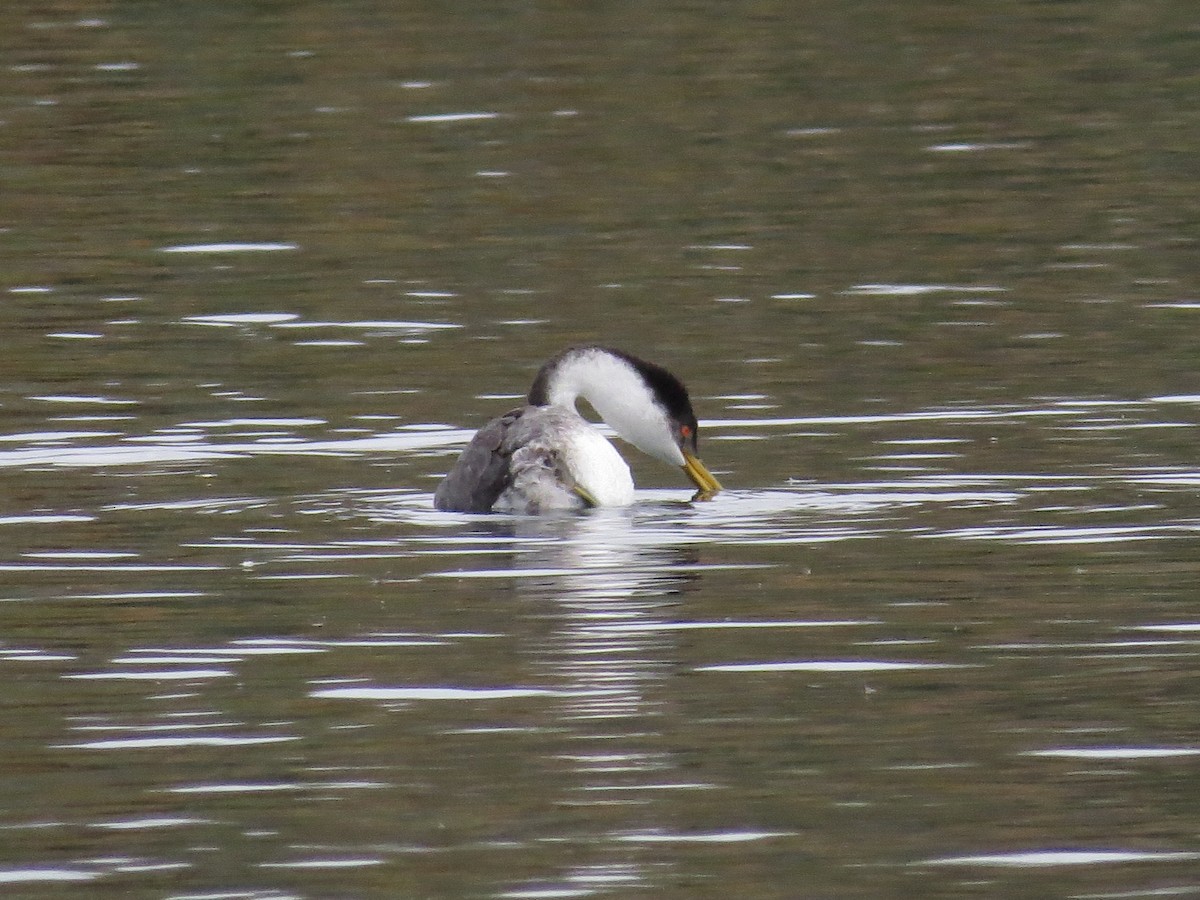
[0,429,464,469]
[182,313,299,326]
[612,830,793,843]
[270,319,460,330]
[114,863,190,874]
[0,563,223,572]
[58,591,202,602]
[91,817,209,831]
[64,669,234,680]
[111,655,245,665]
[844,283,1009,295]
[920,850,1200,867]
[926,141,1031,152]
[23,550,137,559]
[159,242,298,253]
[0,868,101,884]
[489,510,799,896]
[28,394,137,405]
[696,660,962,673]
[123,641,326,658]
[175,417,324,428]
[406,111,500,122]
[931,523,1200,544]
[0,648,76,661]
[628,486,1017,548]
[56,735,298,750]
[587,619,878,634]
[311,686,558,701]
[166,780,388,794]
[259,858,385,869]
[0,514,95,525]
[1125,470,1200,487]
[1022,747,1200,759]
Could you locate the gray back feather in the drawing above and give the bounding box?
[433,408,523,512]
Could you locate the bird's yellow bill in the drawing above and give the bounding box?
[572,484,600,508]
[681,450,722,499]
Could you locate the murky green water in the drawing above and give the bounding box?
[2,2,1198,897]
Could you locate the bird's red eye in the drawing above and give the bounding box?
[680,425,692,438]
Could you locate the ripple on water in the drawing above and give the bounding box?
[843,283,1010,296]
[0,868,101,884]
[182,313,300,326]
[0,430,125,443]
[56,734,299,750]
[269,319,461,331]
[919,850,1200,867]
[585,619,880,635]
[310,685,561,701]
[0,428,465,469]
[158,242,299,253]
[258,858,386,870]
[90,817,210,831]
[611,829,795,844]
[62,669,235,681]
[28,394,138,406]
[1022,747,1200,760]
[405,111,500,123]
[695,660,964,673]
[0,648,77,662]
[165,780,390,795]
[928,523,1200,545]
[0,513,95,525]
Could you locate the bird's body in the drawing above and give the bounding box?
[434,345,721,514]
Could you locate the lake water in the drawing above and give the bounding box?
[2,2,1198,897]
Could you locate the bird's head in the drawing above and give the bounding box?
[533,345,722,497]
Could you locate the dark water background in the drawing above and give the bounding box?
[1,2,1198,897]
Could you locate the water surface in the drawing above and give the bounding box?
[2,2,1198,897]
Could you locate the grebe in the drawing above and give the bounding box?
[434,345,722,513]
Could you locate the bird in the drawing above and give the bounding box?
[433,344,722,513]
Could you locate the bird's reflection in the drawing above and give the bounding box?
[496,508,703,897]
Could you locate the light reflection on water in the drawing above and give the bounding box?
[920,850,1200,868]
[434,511,817,897]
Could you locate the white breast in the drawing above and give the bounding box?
[562,423,635,507]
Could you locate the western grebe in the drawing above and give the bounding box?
[434,345,722,513]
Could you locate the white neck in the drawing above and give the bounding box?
[542,348,685,467]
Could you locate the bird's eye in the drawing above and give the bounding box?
[680,425,692,439]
